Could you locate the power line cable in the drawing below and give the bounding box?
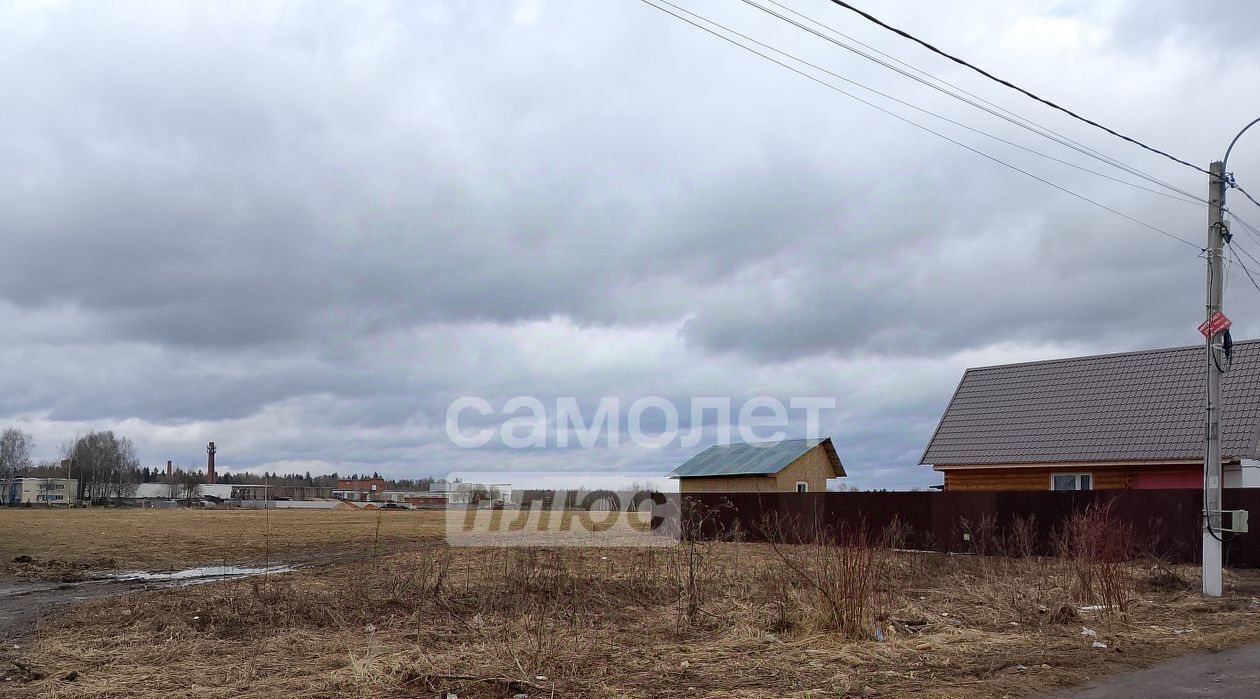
[1224,243,1234,295]
[824,0,1213,177]
[1230,239,1260,271]
[1231,212,1260,241]
[1227,176,1260,213]
[671,0,1200,206]
[1230,212,1260,247]
[1226,221,1260,266]
[639,0,1203,250]
[1226,240,1260,296]
[1226,213,1260,280]
[743,0,1207,205]
[1223,215,1260,291]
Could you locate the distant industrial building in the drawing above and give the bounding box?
[334,477,387,502]
[331,478,511,507]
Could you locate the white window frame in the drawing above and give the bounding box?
[795,481,809,493]
[1050,473,1093,491]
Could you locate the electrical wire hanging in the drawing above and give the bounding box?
[742,0,1207,205]
[639,0,1203,250]
[824,0,1213,176]
[671,0,1201,206]
[1230,212,1260,248]
[1226,239,1260,296]
[1227,176,1260,214]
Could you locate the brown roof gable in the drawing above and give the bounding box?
[921,341,1260,466]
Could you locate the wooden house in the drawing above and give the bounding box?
[921,342,1260,491]
[669,437,845,493]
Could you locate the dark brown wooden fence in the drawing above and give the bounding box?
[679,489,1260,567]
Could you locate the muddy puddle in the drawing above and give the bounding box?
[0,563,296,638]
[104,564,294,584]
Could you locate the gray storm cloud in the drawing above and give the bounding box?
[1,0,1258,489]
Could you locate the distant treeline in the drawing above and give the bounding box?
[1,426,442,504]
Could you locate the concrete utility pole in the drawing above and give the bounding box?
[1202,118,1260,596]
[1204,161,1226,597]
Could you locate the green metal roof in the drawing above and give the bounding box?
[668,437,844,479]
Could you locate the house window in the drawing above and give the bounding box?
[796,481,808,493]
[1051,473,1093,491]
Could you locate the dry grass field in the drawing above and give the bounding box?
[0,508,445,579]
[3,506,1260,698]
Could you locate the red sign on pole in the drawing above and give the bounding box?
[1198,311,1232,339]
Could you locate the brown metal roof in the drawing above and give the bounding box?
[920,340,1260,466]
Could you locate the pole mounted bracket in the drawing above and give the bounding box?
[1205,509,1249,534]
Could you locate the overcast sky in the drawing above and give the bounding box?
[3,0,1260,489]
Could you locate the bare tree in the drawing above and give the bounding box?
[173,468,202,504]
[62,431,140,504]
[0,428,34,506]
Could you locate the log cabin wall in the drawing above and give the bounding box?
[941,463,1204,491]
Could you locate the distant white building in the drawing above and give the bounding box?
[133,482,180,500]
[433,481,512,505]
[130,482,264,502]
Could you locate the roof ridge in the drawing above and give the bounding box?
[669,437,834,478]
[714,437,820,447]
[964,339,1260,373]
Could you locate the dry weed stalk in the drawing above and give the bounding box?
[669,497,733,625]
[14,522,1260,699]
[959,513,1000,557]
[1056,500,1136,614]
[761,513,894,639]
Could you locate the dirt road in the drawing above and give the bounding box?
[0,565,294,641]
[0,537,431,643]
[0,578,142,641]
[1042,643,1260,698]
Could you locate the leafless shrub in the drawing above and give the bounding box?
[1048,603,1079,625]
[1006,514,1039,559]
[766,570,796,633]
[959,513,1000,556]
[480,547,583,613]
[386,545,453,599]
[880,515,912,551]
[669,497,734,625]
[1132,515,1192,593]
[761,513,892,640]
[1056,501,1135,614]
[1141,563,1192,592]
[1002,514,1058,599]
[498,597,582,683]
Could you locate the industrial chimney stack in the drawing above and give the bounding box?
[166,460,172,481]
[206,442,217,484]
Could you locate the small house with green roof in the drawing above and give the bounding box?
[668,438,845,494]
